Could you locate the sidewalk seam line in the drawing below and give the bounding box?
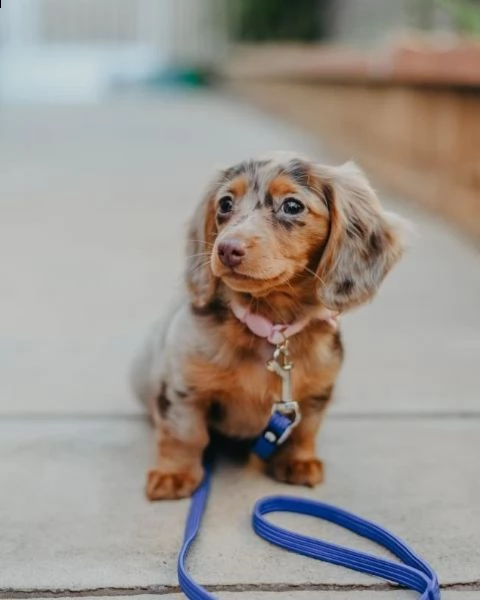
[1,580,479,597]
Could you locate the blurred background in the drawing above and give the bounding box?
[2,1,480,96]
[0,1,479,415]
[1,0,479,229]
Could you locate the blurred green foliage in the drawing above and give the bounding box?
[230,0,329,42]
[437,0,480,35]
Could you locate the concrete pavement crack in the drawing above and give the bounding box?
[1,580,479,598]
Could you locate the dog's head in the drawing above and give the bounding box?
[187,154,407,312]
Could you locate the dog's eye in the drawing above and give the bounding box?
[218,196,234,214]
[281,198,305,215]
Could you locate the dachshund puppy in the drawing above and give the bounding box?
[131,153,407,500]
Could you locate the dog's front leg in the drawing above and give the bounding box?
[268,392,331,487]
[146,390,209,501]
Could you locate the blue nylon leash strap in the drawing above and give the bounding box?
[177,458,441,600]
[178,343,440,599]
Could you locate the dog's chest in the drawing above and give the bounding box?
[206,358,278,438]
[205,351,330,439]
[186,332,340,439]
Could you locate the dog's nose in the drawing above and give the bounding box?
[218,239,246,268]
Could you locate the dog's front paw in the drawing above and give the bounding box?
[145,468,203,501]
[270,457,324,487]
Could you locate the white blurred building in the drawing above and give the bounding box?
[0,0,226,102]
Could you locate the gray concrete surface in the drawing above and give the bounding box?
[1,418,479,592]
[0,92,479,599]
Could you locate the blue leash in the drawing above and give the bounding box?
[177,456,441,600]
[177,359,440,600]
[175,336,441,598]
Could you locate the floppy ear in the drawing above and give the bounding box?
[185,173,222,308]
[315,162,408,312]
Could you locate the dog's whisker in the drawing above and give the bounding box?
[302,265,326,287]
[190,239,215,248]
[187,259,211,274]
[188,252,212,260]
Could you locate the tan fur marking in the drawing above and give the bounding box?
[228,176,248,198]
[268,175,298,198]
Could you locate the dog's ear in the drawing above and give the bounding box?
[314,162,408,312]
[186,173,222,308]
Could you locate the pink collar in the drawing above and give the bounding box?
[230,300,338,345]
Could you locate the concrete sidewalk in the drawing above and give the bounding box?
[0,92,479,599]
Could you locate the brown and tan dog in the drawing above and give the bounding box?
[131,153,407,501]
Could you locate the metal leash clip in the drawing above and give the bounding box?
[267,339,301,443]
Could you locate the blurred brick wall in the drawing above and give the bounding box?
[225,44,480,241]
